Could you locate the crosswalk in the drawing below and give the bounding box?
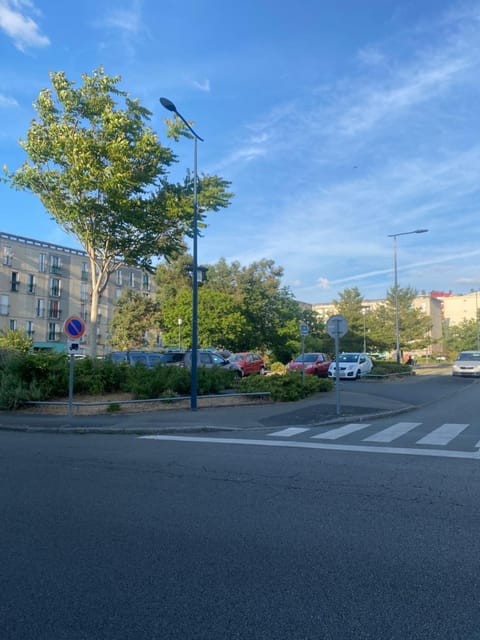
[268,421,478,448]
[140,420,480,460]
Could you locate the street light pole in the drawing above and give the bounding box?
[362,308,367,353]
[160,97,204,410]
[387,229,428,364]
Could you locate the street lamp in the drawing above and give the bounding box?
[387,228,429,364]
[177,317,182,350]
[160,97,204,410]
[361,307,367,353]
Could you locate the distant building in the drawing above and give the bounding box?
[0,231,155,355]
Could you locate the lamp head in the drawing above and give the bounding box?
[160,97,177,113]
[415,229,429,234]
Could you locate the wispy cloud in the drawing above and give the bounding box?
[0,93,18,107]
[192,79,210,92]
[0,0,49,51]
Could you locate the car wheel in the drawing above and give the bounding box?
[259,367,266,375]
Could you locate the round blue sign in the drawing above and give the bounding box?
[64,316,86,339]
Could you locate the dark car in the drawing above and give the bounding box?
[181,350,242,375]
[286,352,332,377]
[228,352,266,377]
[109,351,184,368]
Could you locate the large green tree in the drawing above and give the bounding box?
[333,287,365,351]
[443,319,480,355]
[368,286,432,356]
[109,290,162,351]
[4,67,232,356]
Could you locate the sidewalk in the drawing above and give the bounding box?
[0,387,414,434]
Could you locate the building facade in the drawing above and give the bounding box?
[0,231,154,355]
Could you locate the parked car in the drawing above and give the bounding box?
[109,351,185,368]
[328,352,373,380]
[286,353,332,377]
[452,351,480,377]
[228,352,266,377]
[181,350,242,376]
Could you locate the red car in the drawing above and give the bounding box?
[228,352,266,377]
[286,352,332,377]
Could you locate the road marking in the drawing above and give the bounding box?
[139,435,480,460]
[311,423,371,440]
[268,427,310,437]
[363,422,421,443]
[416,423,469,446]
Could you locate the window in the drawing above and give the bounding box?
[80,304,88,321]
[25,321,34,337]
[27,274,35,294]
[0,295,9,315]
[50,255,62,274]
[11,272,19,292]
[115,288,122,300]
[142,273,150,291]
[116,270,123,285]
[48,323,60,341]
[48,300,61,319]
[9,319,16,330]
[39,253,47,272]
[50,278,61,297]
[81,262,89,281]
[36,299,45,318]
[129,271,135,288]
[3,246,13,265]
[80,283,87,301]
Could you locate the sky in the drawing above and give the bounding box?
[0,0,479,304]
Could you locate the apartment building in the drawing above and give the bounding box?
[0,231,154,355]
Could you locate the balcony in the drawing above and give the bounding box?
[48,310,62,320]
[10,281,19,292]
[49,265,62,275]
[81,271,89,281]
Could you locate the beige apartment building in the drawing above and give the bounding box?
[0,231,154,355]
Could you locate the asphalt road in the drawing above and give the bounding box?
[2,417,480,640]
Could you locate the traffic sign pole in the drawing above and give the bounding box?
[326,315,349,416]
[63,316,86,417]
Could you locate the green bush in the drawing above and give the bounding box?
[370,360,413,376]
[237,371,333,401]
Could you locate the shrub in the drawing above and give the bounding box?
[269,361,286,374]
[370,360,413,376]
[237,371,333,401]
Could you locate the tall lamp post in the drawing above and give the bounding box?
[160,97,203,410]
[387,228,429,364]
[361,307,367,353]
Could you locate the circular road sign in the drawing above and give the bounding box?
[64,315,86,340]
[300,323,309,336]
[326,314,348,338]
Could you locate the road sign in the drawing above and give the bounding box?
[300,323,309,336]
[64,316,86,340]
[326,314,348,338]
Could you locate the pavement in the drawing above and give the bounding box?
[0,384,416,435]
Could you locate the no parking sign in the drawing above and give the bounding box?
[64,316,86,340]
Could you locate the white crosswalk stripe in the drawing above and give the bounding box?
[268,427,310,437]
[311,423,371,440]
[265,421,476,449]
[363,422,421,443]
[416,423,469,446]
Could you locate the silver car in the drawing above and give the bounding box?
[452,351,480,377]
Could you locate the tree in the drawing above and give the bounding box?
[444,319,479,355]
[109,290,162,351]
[333,287,365,351]
[0,329,32,354]
[368,286,432,356]
[4,67,232,356]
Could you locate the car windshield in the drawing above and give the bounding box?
[338,353,359,363]
[229,354,244,362]
[294,354,318,363]
[457,352,480,361]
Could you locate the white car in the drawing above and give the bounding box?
[452,351,480,377]
[328,352,373,380]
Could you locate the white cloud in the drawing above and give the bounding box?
[192,79,210,92]
[0,93,18,107]
[0,0,49,51]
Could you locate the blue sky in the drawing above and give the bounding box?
[0,0,479,304]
